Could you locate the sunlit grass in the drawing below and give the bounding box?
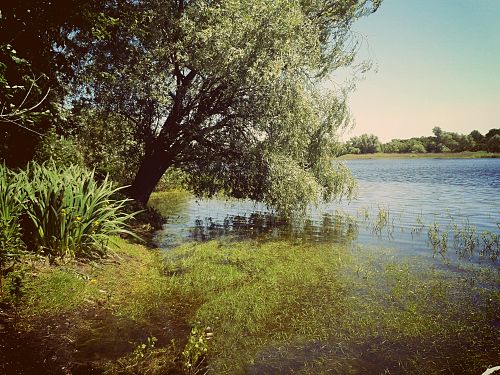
[164,241,499,374]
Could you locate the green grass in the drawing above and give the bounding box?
[338,151,500,160]
[5,238,499,374]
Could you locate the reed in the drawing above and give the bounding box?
[15,162,136,260]
[0,165,25,292]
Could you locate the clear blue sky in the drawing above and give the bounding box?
[332,0,500,142]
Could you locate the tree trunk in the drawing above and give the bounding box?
[127,148,174,206]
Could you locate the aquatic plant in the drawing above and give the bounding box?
[410,211,426,238]
[182,327,209,375]
[480,231,499,262]
[372,205,393,238]
[452,220,478,260]
[357,206,370,222]
[428,222,448,258]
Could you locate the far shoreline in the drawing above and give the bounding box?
[338,151,500,160]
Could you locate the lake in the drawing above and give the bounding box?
[155,158,500,263]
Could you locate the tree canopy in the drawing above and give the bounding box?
[60,0,381,215]
[0,0,106,166]
[1,0,382,217]
[339,127,500,155]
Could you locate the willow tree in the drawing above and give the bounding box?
[67,0,381,216]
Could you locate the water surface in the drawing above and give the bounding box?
[155,158,500,261]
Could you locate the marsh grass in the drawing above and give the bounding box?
[372,205,394,238]
[149,190,192,220]
[427,222,448,259]
[5,237,499,374]
[410,211,425,238]
[452,220,478,260]
[161,241,499,374]
[480,231,500,262]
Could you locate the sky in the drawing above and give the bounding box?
[332,0,500,143]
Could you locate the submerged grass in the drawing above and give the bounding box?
[4,237,499,374]
[164,241,499,374]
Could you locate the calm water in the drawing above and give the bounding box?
[155,158,500,261]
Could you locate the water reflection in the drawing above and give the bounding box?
[183,212,359,245]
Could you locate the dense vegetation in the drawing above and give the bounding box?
[342,126,500,155]
[0,162,135,290]
[1,1,499,374]
[1,0,385,214]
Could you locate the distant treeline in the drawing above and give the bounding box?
[341,127,500,155]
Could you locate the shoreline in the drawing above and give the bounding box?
[338,151,500,160]
[1,190,499,374]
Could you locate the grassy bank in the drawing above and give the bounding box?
[338,151,500,160]
[2,236,498,374]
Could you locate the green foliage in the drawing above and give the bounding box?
[132,336,158,361]
[452,221,478,260]
[65,0,379,211]
[16,162,136,260]
[6,268,25,301]
[382,139,403,153]
[162,240,499,374]
[0,43,53,167]
[370,127,500,155]
[346,133,381,154]
[0,164,25,291]
[486,134,500,152]
[8,236,500,374]
[34,128,84,168]
[264,155,322,218]
[480,231,499,262]
[408,140,426,153]
[428,222,448,258]
[72,109,144,185]
[182,327,209,374]
[155,167,191,192]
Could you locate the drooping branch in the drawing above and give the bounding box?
[0,75,50,136]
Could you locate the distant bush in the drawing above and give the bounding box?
[34,128,84,168]
[155,167,191,192]
[486,134,500,153]
[9,162,136,261]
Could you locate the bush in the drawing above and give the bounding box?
[34,128,84,168]
[486,134,500,153]
[155,167,190,192]
[16,162,136,261]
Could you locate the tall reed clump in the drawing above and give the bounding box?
[0,164,25,292]
[16,162,136,261]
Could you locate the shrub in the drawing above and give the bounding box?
[16,162,136,261]
[34,128,84,168]
[155,167,190,192]
[486,134,500,153]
